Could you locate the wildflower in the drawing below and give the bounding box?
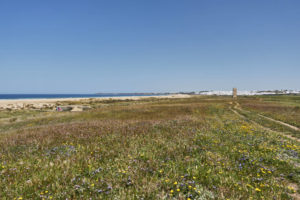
[165,179,169,183]
[288,186,295,193]
[255,188,261,192]
[18,197,23,200]
[188,185,192,189]
[49,197,53,199]
[45,191,48,194]
[91,183,95,187]
[159,169,163,173]
[107,186,113,191]
[170,190,174,193]
[174,181,177,185]
[193,176,196,180]
[177,188,180,192]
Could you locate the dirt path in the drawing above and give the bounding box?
[230,102,300,199]
[257,114,300,131]
[229,102,300,143]
[234,102,299,131]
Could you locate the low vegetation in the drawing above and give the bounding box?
[0,96,299,199]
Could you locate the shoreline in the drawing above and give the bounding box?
[0,94,191,110]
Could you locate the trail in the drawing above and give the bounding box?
[234,102,299,131]
[229,102,300,143]
[230,101,300,199]
[257,114,300,131]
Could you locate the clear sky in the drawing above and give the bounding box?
[0,0,299,93]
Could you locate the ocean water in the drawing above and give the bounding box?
[0,94,157,100]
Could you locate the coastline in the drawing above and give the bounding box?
[0,94,191,110]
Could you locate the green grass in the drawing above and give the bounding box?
[0,97,299,199]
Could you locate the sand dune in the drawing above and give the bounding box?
[0,94,191,110]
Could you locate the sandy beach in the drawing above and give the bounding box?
[0,94,191,110]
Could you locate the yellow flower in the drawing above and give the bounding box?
[193,176,196,180]
[188,185,192,189]
[170,190,174,193]
[18,197,23,200]
[49,196,53,199]
[288,186,295,193]
[91,183,94,187]
[165,179,169,183]
[159,170,163,173]
[45,191,48,193]
[255,188,261,192]
[177,188,180,192]
[174,181,177,185]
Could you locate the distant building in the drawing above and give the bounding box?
[233,88,237,99]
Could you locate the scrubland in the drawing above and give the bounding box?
[0,96,299,199]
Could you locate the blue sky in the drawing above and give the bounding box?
[0,0,299,93]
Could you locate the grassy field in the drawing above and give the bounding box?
[0,96,299,199]
[238,95,300,129]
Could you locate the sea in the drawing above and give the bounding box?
[0,94,158,100]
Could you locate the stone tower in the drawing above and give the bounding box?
[233,88,237,99]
